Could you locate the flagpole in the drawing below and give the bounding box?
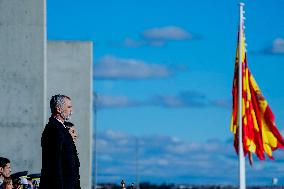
[238,2,246,189]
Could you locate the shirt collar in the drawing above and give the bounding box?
[54,117,66,128]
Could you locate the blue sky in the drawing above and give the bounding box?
[47,0,284,186]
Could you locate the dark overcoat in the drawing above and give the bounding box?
[39,117,80,189]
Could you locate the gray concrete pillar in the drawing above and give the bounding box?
[0,0,46,173]
[47,41,93,189]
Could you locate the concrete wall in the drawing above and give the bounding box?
[0,0,46,173]
[47,41,93,189]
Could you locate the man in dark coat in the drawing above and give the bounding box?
[39,94,80,189]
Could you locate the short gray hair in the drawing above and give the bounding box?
[50,94,71,114]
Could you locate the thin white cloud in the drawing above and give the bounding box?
[210,99,231,109]
[149,91,208,108]
[124,37,166,47]
[95,93,135,109]
[94,55,175,79]
[124,38,146,48]
[94,91,230,110]
[165,142,201,154]
[261,38,284,55]
[124,25,195,48]
[271,38,284,54]
[142,26,192,41]
[105,129,128,140]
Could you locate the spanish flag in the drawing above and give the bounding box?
[230,27,284,164]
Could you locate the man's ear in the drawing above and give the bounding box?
[56,106,62,113]
[0,167,3,173]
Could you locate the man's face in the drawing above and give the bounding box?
[0,163,11,178]
[60,98,73,121]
